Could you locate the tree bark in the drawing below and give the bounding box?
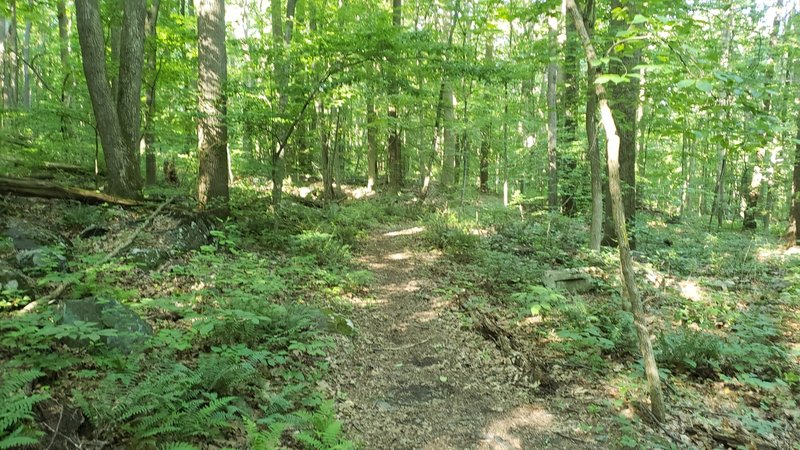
[479,43,493,193]
[441,81,456,187]
[57,0,71,138]
[502,83,509,207]
[791,112,800,245]
[0,176,145,206]
[144,0,161,185]
[196,0,229,213]
[546,12,559,212]
[566,0,666,423]
[602,0,639,249]
[21,2,31,109]
[3,0,18,108]
[75,0,143,198]
[582,0,601,250]
[387,0,403,194]
[366,95,378,191]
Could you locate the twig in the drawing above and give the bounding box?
[18,196,176,314]
[555,431,591,445]
[640,406,682,446]
[45,404,63,450]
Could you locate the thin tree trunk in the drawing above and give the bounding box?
[196,0,229,213]
[791,112,800,245]
[584,0,601,250]
[4,0,18,108]
[442,81,456,187]
[567,0,666,422]
[602,0,639,248]
[21,3,31,109]
[546,16,559,212]
[366,95,377,191]
[387,0,403,194]
[144,0,160,185]
[57,0,71,138]
[502,83,509,207]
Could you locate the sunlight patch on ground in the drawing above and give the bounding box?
[475,405,555,450]
[383,226,425,237]
[408,309,437,323]
[679,280,704,301]
[386,251,411,261]
[381,279,422,294]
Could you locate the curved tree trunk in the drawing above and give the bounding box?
[567,0,666,422]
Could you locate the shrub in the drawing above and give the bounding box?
[423,211,480,260]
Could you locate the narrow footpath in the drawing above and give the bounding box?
[327,224,586,449]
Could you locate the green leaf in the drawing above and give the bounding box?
[631,14,648,24]
[595,74,627,85]
[695,80,713,92]
[676,79,695,88]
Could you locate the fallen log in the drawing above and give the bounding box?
[1,157,103,175]
[0,176,143,206]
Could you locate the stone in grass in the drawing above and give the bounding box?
[0,263,33,296]
[543,268,597,293]
[59,298,153,353]
[3,218,70,273]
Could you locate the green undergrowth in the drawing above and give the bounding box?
[0,192,411,448]
[424,202,800,444]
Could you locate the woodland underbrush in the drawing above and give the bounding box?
[421,202,800,448]
[0,190,418,449]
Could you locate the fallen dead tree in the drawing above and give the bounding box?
[1,157,103,175]
[0,176,143,206]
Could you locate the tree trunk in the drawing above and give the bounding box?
[21,3,31,109]
[479,43,493,193]
[441,81,456,188]
[387,0,402,194]
[0,176,145,206]
[546,14,559,212]
[366,95,378,191]
[196,0,229,213]
[502,83,509,207]
[144,0,160,185]
[3,0,18,108]
[583,0,601,250]
[790,112,800,245]
[57,0,71,138]
[566,0,666,423]
[743,148,765,230]
[602,0,639,248]
[75,0,143,198]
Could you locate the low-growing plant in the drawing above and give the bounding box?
[423,210,480,260]
[0,369,48,449]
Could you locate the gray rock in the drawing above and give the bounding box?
[543,268,597,293]
[59,298,153,353]
[171,215,211,253]
[3,218,69,273]
[124,214,211,269]
[126,247,167,269]
[0,263,33,296]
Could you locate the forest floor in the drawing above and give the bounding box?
[328,222,597,449]
[2,187,799,449]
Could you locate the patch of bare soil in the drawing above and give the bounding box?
[327,225,590,449]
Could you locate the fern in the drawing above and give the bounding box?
[288,401,354,450]
[0,369,47,449]
[245,417,287,449]
[73,363,239,448]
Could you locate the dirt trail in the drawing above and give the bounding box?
[328,224,586,450]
